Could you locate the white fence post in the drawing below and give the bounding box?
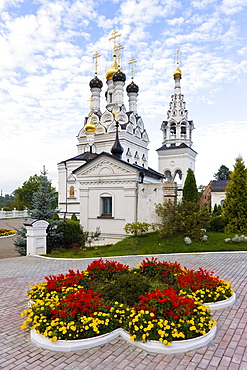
[0,209,31,219]
[0,208,5,218]
[24,219,49,256]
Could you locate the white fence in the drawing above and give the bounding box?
[0,208,29,219]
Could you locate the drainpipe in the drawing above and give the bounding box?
[64,161,67,220]
[135,182,138,223]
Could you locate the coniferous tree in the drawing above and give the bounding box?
[182,169,198,203]
[214,165,231,181]
[13,226,27,256]
[14,167,59,255]
[28,167,58,220]
[222,157,247,233]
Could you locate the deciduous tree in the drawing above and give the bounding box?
[13,174,57,210]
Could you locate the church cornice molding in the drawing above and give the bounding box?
[76,159,134,177]
[79,180,137,186]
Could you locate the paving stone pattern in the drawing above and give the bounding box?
[0,251,246,369]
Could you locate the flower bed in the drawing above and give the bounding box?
[21,258,234,350]
[0,228,16,237]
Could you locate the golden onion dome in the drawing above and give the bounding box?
[105,53,118,80]
[85,115,96,133]
[173,63,182,78]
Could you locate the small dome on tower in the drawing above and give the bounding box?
[126,81,139,93]
[113,69,126,82]
[105,54,118,81]
[89,76,103,89]
[84,116,96,133]
[173,63,182,78]
[106,65,118,81]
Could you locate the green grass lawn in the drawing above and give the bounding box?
[46,232,247,258]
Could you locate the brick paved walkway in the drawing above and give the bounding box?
[0,219,24,258]
[0,252,246,369]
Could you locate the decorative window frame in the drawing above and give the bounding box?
[97,192,114,219]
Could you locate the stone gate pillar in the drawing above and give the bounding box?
[24,219,49,256]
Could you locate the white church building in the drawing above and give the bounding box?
[58,33,197,243]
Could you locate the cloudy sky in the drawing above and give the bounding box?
[1,0,247,195]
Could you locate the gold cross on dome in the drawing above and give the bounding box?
[128,57,137,80]
[174,49,181,66]
[92,51,101,75]
[115,43,124,67]
[109,29,122,52]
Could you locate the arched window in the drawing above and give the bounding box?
[174,169,182,182]
[170,123,176,136]
[164,170,172,181]
[99,193,113,218]
[181,123,186,136]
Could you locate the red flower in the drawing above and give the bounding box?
[177,268,221,291]
[86,258,129,280]
[135,288,195,320]
[45,269,86,291]
[50,288,104,319]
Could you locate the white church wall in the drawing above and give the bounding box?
[158,147,196,187]
[137,183,164,224]
[79,181,137,244]
[211,192,226,208]
[58,160,85,219]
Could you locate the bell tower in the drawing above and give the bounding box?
[157,52,197,191]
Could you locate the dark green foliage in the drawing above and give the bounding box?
[52,213,60,221]
[92,273,151,306]
[183,169,198,203]
[212,204,222,216]
[155,200,210,240]
[14,226,27,255]
[208,216,226,232]
[71,213,78,221]
[222,157,247,233]
[214,165,231,181]
[56,220,85,249]
[0,194,15,210]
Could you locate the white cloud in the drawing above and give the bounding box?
[166,17,184,26]
[119,0,180,25]
[191,0,216,9]
[221,0,247,14]
[0,0,24,12]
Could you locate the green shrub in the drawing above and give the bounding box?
[155,200,210,240]
[93,273,151,306]
[208,216,226,232]
[71,213,78,221]
[56,220,85,249]
[124,222,151,236]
